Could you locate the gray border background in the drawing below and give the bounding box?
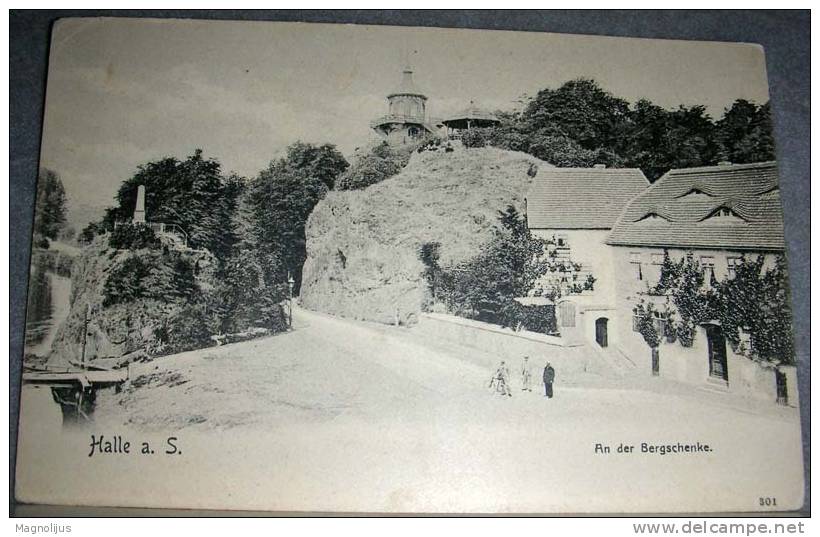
[9,10,810,516]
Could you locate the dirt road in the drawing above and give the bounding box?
[16,307,804,513]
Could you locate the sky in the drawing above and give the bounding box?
[39,18,771,221]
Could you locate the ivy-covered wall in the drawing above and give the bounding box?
[610,245,794,403]
[530,229,612,304]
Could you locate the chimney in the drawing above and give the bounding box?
[133,185,146,223]
[593,163,606,169]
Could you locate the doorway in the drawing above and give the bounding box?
[705,324,728,382]
[651,348,659,376]
[595,317,609,347]
[775,369,788,405]
[558,301,576,328]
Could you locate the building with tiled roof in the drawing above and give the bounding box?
[606,161,785,251]
[523,166,649,348]
[526,167,650,230]
[606,161,794,403]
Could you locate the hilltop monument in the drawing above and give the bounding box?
[370,65,439,145]
[133,185,146,223]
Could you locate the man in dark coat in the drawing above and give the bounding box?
[543,361,555,398]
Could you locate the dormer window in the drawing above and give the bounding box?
[758,186,779,198]
[635,212,669,223]
[676,188,714,200]
[703,206,746,223]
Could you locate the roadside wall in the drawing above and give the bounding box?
[414,312,609,375]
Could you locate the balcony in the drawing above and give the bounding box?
[370,114,427,128]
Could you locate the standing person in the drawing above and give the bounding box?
[543,361,555,398]
[521,356,532,392]
[491,360,512,397]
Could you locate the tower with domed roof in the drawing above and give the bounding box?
[370,65,438,144]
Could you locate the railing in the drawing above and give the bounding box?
[370,114,427,128]
[115,220,189,249]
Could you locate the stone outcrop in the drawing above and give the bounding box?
[300,145,551,324]
[50,235,216,366]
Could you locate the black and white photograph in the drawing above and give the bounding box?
[13,16,806,514]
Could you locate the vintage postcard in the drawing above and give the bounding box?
[15,17,804,513]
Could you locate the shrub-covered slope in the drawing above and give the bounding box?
[49,235,217,366]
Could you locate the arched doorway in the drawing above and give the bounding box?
[704,324,728,382]
[595,317,609,347]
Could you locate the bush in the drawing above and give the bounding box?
[430,206,559,331]
[33,235,50,249]
[103,256,152,306]
[102,251,198,307]
[157,300,218,355]
[336,142,410,190]
[211,250,288,334]
[461,128,491,148]
[79,221,110,244]
[501,302,557,334]
[109,223,161,250]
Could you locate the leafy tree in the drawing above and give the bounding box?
[108,222,161,250]
[425,206,599,332]
[94,150,242,259]
[433,206,554,329]
[634,300,661,350]
[713,255,794,365]
[248,142,348,292]
[715,100,776,164]
[102,251,198,307]
[620,101,718,181]
[418,242,442,302]
[468,80,773,182]
[520,78,631,151]
[33,168,68,243]
[211,249,288,334]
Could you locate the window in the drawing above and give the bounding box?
[636,212,670,223]
[677,188,712,198]
[652,310,669,340]
[556,234,568,247]
[726,256,742,278]
[700,256,716,281]
[630,252,643,281]
[651,253,665,265]
[758,186,779,198]
[632,315,640,332]
[703,206,746,223]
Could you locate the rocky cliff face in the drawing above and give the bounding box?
[301,145,551,324]
[50,235,216,366]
